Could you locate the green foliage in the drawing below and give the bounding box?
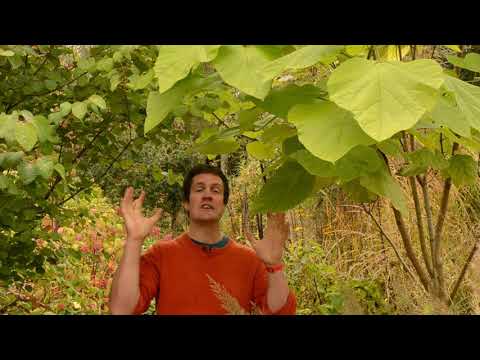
[252,161,315,214]
[447,53,480,73]
[328,58,443,141]
[443,154,478,187]
[399,148,449,177]
[154,45,221,93]
[1,43,479,289]
[284,238,390,314]
[443,75,480,132]
[288,100,375,162]
[360,167,408,216]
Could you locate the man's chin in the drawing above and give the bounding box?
[191,214,221,223]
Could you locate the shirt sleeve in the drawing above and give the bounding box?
[132,242,162,315]
[252,261,297,315]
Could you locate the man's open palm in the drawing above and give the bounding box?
[119,187,162,243]
[244,213,290,265]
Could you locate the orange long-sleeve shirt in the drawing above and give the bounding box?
[133,233,296,315]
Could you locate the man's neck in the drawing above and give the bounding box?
[187,221,223,245]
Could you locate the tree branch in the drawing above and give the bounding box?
[6,71,90,112]
[56,138,134,207]
[380,149,430,291]
[433,142,459,300]
[405,134,433,278]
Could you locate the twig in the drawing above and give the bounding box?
[56,138,134,207]
[449,239,479,306]
[6,71,90,112]
[362,204,427,293]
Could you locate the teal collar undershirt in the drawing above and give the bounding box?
[190,235,229,249]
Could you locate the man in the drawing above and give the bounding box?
[109,164,296,315]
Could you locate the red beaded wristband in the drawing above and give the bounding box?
[265,263,284,273]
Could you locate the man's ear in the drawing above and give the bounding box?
[182,201,189,212]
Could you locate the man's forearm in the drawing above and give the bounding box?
[109,240,143,314]
[266,270,290,313]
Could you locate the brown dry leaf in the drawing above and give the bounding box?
[206,274,262,315]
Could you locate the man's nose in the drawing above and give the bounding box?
[201,192,213,200]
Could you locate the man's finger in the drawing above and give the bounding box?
[132,190,145,211]
[149,208,163,224]
[243,225,257,248]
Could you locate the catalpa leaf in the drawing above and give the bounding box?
[246,141,275,160]
[252,161,316,214]
[328,58,444,141]
[443,154,477,187]
[443,75,480,132]
[145,74,221,135]
[446,53,480,73]
[255,84,325,119]
[360,167,408,216]
[212,45,277,100]
[15,122,37,152]
[288,100,375,163]
[155,45,221,93]
[289,149,336,177]
[260,45,344,81]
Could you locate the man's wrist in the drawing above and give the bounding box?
[265,262,285,273]
[124,239,144,251]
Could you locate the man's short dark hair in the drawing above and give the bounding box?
[183,164,229,204]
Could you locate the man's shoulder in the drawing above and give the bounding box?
[144,234,185,255]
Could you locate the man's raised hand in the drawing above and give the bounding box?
[243,212,290,266]
[118,187,162,244]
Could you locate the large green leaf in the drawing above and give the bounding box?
[446,53,480,73]
[288,100,375,162]
[399,148,449,177]
[238,108,262,131]
[15,122,38,152]
[282,136,305,156]
[0,114,17,143]
[88,95,107,110]
[0,151,24,169]
[261,124,296,144]
[72,102,88,120]
[212,45,276,100]
[17,162,39,184]
[246,141,275,160]
[360,168,408,216]
[252,161,316,214]
[260,45,344,81]
[32,116,59,144]
[328,58,444,141]
[443,75,480,132]
[256,84,324,119]
[377,138,404,159]
[144,74,220,134]
[54,163,66,181]
[443,154,477,187]
[195,137,240,155]
[129,69,155,91]
[429,96,471,138]
[59,102,72,116]
[35,158,54,179]
[154,45,221,94]
[342,179,378,203]
[289,149,336,177]
[335,145,383,183]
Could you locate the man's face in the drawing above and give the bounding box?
[184,173,226,223]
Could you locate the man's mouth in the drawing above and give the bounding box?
[201,204,214,210]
